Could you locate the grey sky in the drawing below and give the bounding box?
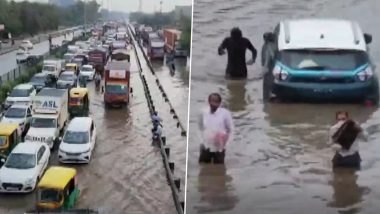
[15,0,192,13]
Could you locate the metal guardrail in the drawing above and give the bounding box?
[128,25,187,137]
[129,26,185,214]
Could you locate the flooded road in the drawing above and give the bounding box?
[187,0,380,214]
[0,45,186,213]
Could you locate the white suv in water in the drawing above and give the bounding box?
[261,19,378,104]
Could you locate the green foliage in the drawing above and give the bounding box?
[0,0,100,37]
[179,17,191,52]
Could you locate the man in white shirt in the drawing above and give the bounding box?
[198,93,233,164]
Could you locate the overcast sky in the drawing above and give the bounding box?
[14,0,192,13]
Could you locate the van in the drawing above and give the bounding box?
[261,19,379,104]
[42,60,62,77]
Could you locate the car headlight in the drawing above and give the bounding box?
[82,148,91,153]
[25,178,34,185]
[273,65,289,81]
[357,66,373,81]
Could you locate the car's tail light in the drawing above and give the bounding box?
[357,67,373,81]
[273,65,289,81]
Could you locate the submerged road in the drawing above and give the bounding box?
[187,0,380,214]
[0,40,189,213]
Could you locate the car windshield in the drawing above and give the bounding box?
[279,50,369,71]
[39,189,62,203]
[65,66,76,71]
[59,74,74,81]
[31,118,56,128]
[105,84,128,95]
[64,55,73,60]
[0,136,7,147]
[43,65,55,72]
[63,131,89,144]
[5,107,26,118]
[4,153,36,169]
[30,76,45,84]
[9,89,30,97]
[81,67,93,71]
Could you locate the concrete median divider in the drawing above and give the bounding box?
[129,25,185,214]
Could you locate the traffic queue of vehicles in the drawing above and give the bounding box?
[0,22,131,211]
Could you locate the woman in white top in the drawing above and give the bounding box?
[328,111,367,169]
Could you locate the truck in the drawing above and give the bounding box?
[25,88,69,149]
[103,61,131,108]
[163,29,188,57]
[42,60,62,77]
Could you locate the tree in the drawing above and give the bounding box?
[179,17,191,52]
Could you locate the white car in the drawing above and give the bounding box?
[0,142,50,193]
[80,65,95,81]
[16,48,30,64]
[58,117,96,163]
[4,84,36,109]
[0,104,32,135]
[20,40,33,49]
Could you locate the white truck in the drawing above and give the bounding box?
[42,60,62,77]
[25,88,68,149]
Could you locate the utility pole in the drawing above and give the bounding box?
[160,0,163,14]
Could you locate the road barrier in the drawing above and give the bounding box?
[128,26,187,137]
[129,26,185,214]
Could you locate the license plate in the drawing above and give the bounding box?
[6,187,19,191]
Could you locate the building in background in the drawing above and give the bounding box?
[48,0,76,7]
[174,5,191,19]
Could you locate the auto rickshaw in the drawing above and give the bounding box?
[0,123,21,167]
[35,167,80,210]
[68,88,90,117]
[65,63,79,75]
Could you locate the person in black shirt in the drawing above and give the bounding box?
[218,27,257,79]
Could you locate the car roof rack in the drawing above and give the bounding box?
[284,21,290,44]
[351,21,360,45]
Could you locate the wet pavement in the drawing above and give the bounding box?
[0,40,188,213]
[187,0,380,214]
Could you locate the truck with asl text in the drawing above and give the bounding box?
[25,88,68,149]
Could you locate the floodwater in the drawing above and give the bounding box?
[187,0,380,214]
[0,41,188,213]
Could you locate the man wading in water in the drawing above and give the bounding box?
[328,111,368,169]
[218,27,257,79]
[198,93,233,164]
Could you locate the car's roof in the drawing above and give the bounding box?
[8,104,29,109]
[12,142,42,154]
[61,71,75,75]
[21,40,30,43]
[33,73,47,77]
[14,83,33,90]
[66,117,92,132]
[82,65,93,68]
[278,19,367,51]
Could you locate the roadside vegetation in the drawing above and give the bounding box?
[0,0,100,38]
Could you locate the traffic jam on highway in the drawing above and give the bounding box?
[0,21,133,213]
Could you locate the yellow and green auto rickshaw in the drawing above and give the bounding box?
[0,123,21,167]
[35,166,80,210]
[68,88,90,117]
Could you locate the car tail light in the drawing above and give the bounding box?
[357,67,373,81]
[273,65,289,81]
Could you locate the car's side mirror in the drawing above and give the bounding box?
[0,158,5,163]
[6,92,10,96]
[263,32,276,43]
[59,137,62,142]
[364,33,372,44]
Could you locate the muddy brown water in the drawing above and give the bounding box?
[0,45,188,213]
[187,0,380,214]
